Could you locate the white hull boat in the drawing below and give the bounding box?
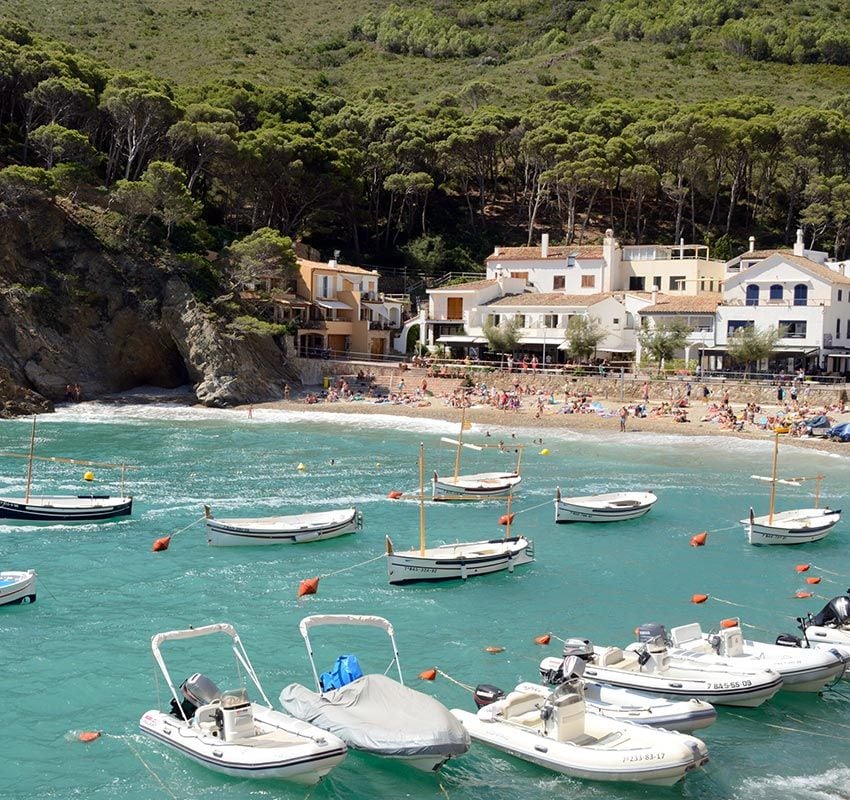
[742,507,841,545]
[540,636,783,707]
[432,471,522,500]
[0,569,37,605]
[791,593,850,674]
[742,433,840,545]
[140,623,347,784]
[667,622,845,693]
[0,416,136,522]
[204,506,361,546]
[475,681,716,733]
[452,659,708,786]
[280,614,469,771]
[554,489,657,523]
[386,535,534,584]
[387,443,533,585]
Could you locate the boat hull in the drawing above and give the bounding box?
[0,570,37,605]
[205,508,361,546]
[139,705,347,783]
[387,536,533,584]
[741,508,841,545]
[0,496,132,522]
[451,708,708,786]
[554,491,658,524]
[432,472,521,501]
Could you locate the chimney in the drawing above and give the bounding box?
[328,258,337,268]
[541,233,549,259]
[749,236,755,253]
[794,228,805,257]
[494,245,501,257]
[651,289,658,305]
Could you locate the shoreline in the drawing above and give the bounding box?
[249,392,850,456]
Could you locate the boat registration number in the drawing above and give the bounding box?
[710,680,752,689]
[623,752,665,762]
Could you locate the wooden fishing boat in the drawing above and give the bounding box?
[0,569,37,606]
[0,417,135,522]
[741,433,840,545]
[386,444,533,584]
[554,489,657,523]
[204,506,361,546]
[432,407,521,500]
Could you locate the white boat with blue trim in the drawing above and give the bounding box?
[554,489,657,523]
[204,506,361,546]
[0,569,37,606]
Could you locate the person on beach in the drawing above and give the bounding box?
[619,406,628,432]
[702,385,710,403]
[642,382,649,403]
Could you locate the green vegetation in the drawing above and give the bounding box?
[726,324,782,374]
[565,315,606,361]
[638,318,694,372]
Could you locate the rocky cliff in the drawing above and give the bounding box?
[0,197,299,415]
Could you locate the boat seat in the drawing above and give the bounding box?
[670,623,703,646]
[500,691,543,721]
[599,647,625,666]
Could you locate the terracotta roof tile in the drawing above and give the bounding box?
[485,292,613,308]
[486,245,604,261]
[428,278,496,292]
[642,293,723,314]
[297,257,378,276]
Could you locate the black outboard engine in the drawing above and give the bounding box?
[171,673,222,719]
[810,593,850,628]
[473,684,506,709]
[775,633,803,648]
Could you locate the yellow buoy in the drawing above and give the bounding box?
[297,463,306,471]
[376,463,381,468]
[539,448,550,456]
[83,471,95,482]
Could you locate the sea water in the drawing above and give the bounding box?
[2,401,850,800]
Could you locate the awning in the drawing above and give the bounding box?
[702,345,819,355]
[314,299,351,311]
[826,352,850,359]
[436,335,486,345]
[557,342,634,352]
[518,336,566,346]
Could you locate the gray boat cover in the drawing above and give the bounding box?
[279,674,470,757]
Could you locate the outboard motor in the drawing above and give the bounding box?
[810,593,850,628]
[561,638,594,661]
[636,623,668,646]
[473,684,506,709]
[171,673,221,720]
[775,633,803,648]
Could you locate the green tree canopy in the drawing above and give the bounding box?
[226,226,297,291]
[565,315,606,361]
[726,324,781,375]
[638,318,693,372]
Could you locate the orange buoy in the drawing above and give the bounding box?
[534,634,551,645]
[499,513,515,526]
[691,594,709,604]
[418,668,437,681]
[690,532,707,547]
[297,577,320,597]
[152,536,171,552]
[795,564,811,572]
[485,646,505,654]
[795,591,813,599]
[78,731,101,743]
[806,576,822,585]
[720,618,739,629]
[387,490,403,500]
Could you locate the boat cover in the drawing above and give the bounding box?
[280,674,469,757]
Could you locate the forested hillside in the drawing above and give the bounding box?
[0,1,849,272]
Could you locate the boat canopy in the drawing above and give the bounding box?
[299,615,395,637]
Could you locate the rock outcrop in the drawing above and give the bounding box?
[0,197,300,412]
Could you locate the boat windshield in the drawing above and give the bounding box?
[221,688,250,708]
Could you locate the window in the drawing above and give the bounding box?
[746,285,760,306]
[487,314,501,327]
[581,275,595,288]
[837,318,842,338]
[566,255,576,268]
[446,297,463,319]
[612,318,620,325]
[847,319,850,338]
[669,276,686,291]
[629,276,645,291]
[543,314,559,328]
[510,272,528,281]
[794,284,808,306]
[779,320,807,339]
[770,284,783,300]
[553,275,565,290]
[839,289,844,302]
[728,320,754,335]
[515,315,526,328]
[652,276,662,290]
[319,275,332,298]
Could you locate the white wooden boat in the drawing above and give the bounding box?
[387,444,533,585]
[140,622,347,784]
[667,621,845,692]
[432,407,521,500]
[554,489,657,523]
[279,614,469,771]
[0,416,135,522]
[204,506,361,546]
[539,635,783,707]
[475,681,716,733]
[741,433,840,544]
[0,569,37,605]
[452,658,709,786]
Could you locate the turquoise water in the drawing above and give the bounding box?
[2,401,850,800]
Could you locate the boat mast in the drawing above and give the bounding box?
[24,415,37,503]
[504,492,512,540]
[419,442,426,556]
[453,406,465,481]
[768,432,779,525]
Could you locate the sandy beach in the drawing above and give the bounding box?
[253,390,850,456]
